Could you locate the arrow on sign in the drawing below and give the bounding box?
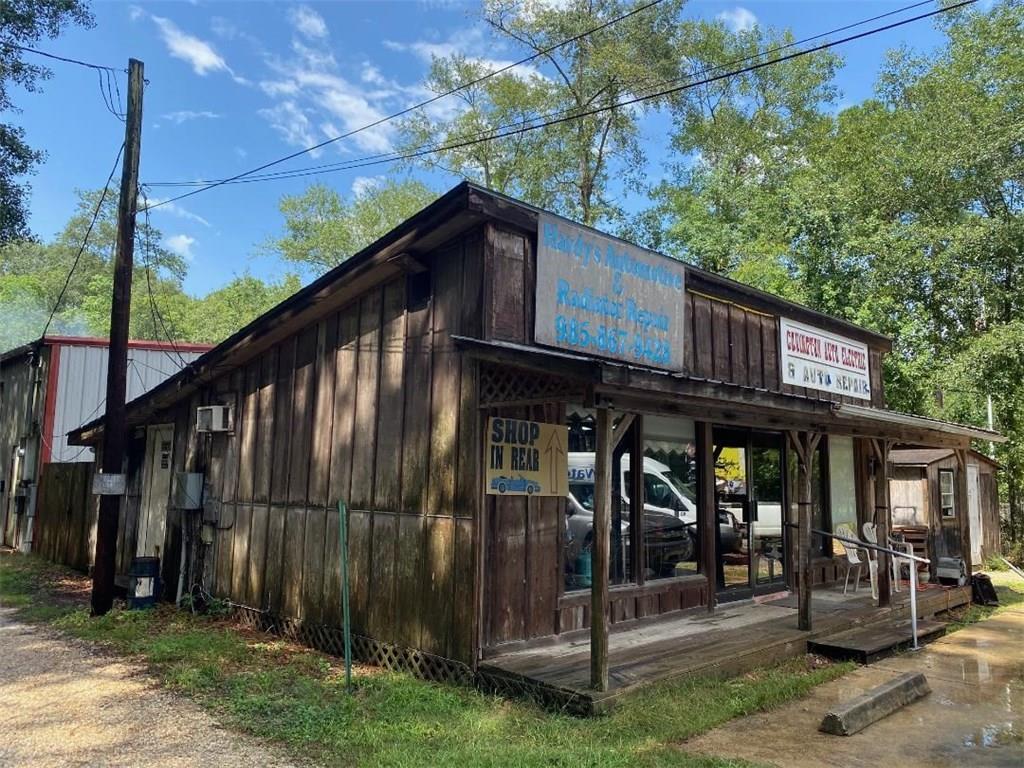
[545,428,566,495]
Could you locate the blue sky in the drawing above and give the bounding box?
[13,1,952,295]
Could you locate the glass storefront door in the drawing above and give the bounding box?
[714,428,788,600]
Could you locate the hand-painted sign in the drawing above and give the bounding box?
[534,212,687,372]
[780,318,871,400]
[486,417,568,497]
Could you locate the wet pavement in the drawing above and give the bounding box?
[685,605,1024,767]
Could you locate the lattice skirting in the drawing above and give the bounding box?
[232,606,474,686]
[231,605,602,715]
[479,361,584,406]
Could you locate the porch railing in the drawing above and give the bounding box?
[811,526,931,650]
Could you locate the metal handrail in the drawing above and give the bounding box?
[786,523,930,650]
[783,521,930,564]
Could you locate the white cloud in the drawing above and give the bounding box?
[235,146,248,159]
[384,27,541,80]
[351,176,382,197]
[153,16,248,84]
[288,5,328,39]
[144,197,210,227]
[161,110,220,124]
[258,101,320,153]
[717,7,757,33]
[128,5,144,22]
[210,16,238,40]
[164,234,197,261]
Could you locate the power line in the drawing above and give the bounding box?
[41,143,125,339]
[140,0,668,204]
[138,186,191,369]
[1,42,120,72]
[2,41,127,120]
[147,0,941,190]
[145,0,978,202]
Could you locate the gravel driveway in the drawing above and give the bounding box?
[0,608,304,768]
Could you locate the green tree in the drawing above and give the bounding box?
[271,178,437,277]
[1,0,94,241]
[399,0,685,226]
[648,20,840,293]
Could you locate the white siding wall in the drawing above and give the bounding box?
[50,345,204,462]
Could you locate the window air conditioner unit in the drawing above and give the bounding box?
[196,405,233,433]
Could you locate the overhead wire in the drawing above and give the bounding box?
[143,0,977,202]
[40,142,125,339]
[138,185,192,370]
[4,41,127,121]
[139,0,669,202]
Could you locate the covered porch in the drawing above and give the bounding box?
[478,582,971,715]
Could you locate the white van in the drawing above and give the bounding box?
[567,453,739,554]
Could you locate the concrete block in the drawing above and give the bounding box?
[820,672,930,736]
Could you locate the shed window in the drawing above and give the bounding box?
[939,470,956,517]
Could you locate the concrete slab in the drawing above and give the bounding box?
[819,672,931,735]
[684,606,1024,767]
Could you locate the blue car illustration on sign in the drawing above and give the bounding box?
[490,475,542,495]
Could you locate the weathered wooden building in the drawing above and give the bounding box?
[1,336,209,553]
[68,183,1003,698]
[890,448,1001,567]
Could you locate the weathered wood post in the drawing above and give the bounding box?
[697,422,717,613]
[789,430,820,631]
[591,406,612,691]
[871,439,892,606]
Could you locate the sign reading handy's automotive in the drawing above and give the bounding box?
[486,417,568,497]
[535,213,687,371]
[780,318,871,400]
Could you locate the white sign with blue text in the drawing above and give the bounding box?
[534,213,687,372]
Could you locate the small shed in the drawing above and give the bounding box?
[889,448,1001,567]
[0,336,210,554]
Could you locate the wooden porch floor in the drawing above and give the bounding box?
[478,583,971,715]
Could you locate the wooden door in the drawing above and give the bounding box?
[967,464,982,565]
[137,425,174,560]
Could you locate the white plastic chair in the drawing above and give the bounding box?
[861,523,888,598]
[835,524,872,596]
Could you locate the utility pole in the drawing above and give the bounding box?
[91,59,144,616]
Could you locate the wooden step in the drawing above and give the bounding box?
[808,619,947,664]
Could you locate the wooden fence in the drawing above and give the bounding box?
[33,462,97,572]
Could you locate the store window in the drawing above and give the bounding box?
[939,470,956,517]
[641,415,700,579]
[565,408,634,591]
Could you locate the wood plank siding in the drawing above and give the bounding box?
[146,231,485,663]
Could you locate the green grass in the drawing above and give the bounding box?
[1,552,858,768]
[945,569,1024,631]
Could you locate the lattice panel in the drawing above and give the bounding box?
[232,606,473,685]
[479,362,584,406]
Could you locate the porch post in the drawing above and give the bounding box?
[789,430,820,632]
[590,406,612,691]
[871,439,892,607]
[954,448,973,573]
[696,421,716,613]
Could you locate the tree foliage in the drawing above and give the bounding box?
[271,178,438,277]
[398,0,685,225]
[0,188,300,350]
[648,2,1024,534]
[0,0,94,242]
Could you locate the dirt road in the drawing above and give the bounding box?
[686,605,1024,767]
[0,608,303,768]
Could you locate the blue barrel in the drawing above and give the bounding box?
[575,550,592,588]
